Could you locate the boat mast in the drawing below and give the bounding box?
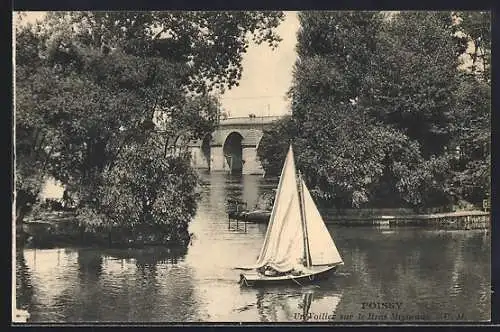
[298,171,312,268]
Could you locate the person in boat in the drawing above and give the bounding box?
[257,264,304,277]
[257,265,281,277]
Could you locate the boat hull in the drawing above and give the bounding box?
[239,264,341,287]
[244,210,271,223]
[228,210,271,223]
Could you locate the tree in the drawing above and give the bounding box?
[93,133,199,244]
[292,11,383,108]
[366,12,460,158]
[258,11,491,210]
[41,11,284,94]
[446,11,491,205]
[256,115,296,177]
[259,104,423,209]
[15,11,284,239]
[445,73,491,205]
[261,11,425,208]
[360,11,471,208]
[15,23,56,224]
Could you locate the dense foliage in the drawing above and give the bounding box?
[81,134,199,244]
[15,11,284,241]
[257,11,490,210]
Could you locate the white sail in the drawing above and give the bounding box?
[237,145,305,272]
[301,179,343,266]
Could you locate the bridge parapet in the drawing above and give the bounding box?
[218,115,282,127]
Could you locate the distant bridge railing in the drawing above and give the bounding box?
[218,115,282,126]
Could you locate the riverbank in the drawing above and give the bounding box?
[229,209,490,230]
[325,210,490,229]
[18,211,191,249]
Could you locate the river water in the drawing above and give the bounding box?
[15,174,491,323]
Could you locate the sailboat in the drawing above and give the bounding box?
[237,145,344,286]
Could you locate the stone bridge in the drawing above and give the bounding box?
[187,116,282,175]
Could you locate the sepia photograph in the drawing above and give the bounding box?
[12,10,491,324]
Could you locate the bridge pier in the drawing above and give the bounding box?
[242,146,264,175]
[189,146,210,169]
[207,146,264,175]
[210,146,226,172]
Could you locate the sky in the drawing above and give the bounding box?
[15,11,300,118]
[219,12,299,117]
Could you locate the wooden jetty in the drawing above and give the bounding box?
[227,199,248,232]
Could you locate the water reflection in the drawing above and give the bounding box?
[244,285,343,322]
[15,173,490,322]
[331,227,491,321]
[77,249,103,282]
[15,250,34,313]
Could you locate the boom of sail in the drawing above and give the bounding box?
[237,145,343,273]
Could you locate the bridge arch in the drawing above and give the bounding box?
[223,131,244,174]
